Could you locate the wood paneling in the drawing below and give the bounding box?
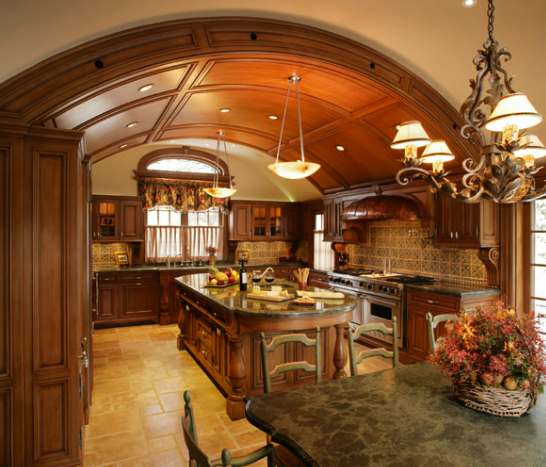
[34,380,68,461]
[0,147,9,379]
[0,388,11,467]
[35,154,66,370]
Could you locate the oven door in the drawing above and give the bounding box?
[363,294,403,348]
[331,287,366,328]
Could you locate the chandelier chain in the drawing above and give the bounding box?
[487,0,496,45]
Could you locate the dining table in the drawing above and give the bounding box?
[244,362,545,467]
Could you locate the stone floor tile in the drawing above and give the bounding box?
[159,392,183,412]
[140,404,164,416]
[147,435,177,453]
[87,408,143,438]
[118,448,185,467]
[93,377,132,395]
[143,410,183,438]
[111,390,159,411]
[83,429,148,466]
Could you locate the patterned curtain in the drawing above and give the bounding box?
[138,179,230,212]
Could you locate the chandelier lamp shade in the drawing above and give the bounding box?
[392,0,545,203]
[204,131,237,198]
[268,76,321,179]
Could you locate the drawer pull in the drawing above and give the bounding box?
[135,276,142,279]
[201,331,209,337]
[426,299,439,305]
[136,283,142,286]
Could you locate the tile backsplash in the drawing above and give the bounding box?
[237,241,308,265]
[345,220,487,284]
[92,243,132,271]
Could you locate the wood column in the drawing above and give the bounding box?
[0,122,85,467]
[159,272,171,325]
[333,323,348,379]
[226,336,246,420]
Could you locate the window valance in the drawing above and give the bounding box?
[138,179,229,212]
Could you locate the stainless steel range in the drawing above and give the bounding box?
[327,268,434,348]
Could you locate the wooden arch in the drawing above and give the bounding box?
[0,17,478,193]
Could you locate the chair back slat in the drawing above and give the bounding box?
[182,413,213,467]
[426,312,456,353]
[347,317,398,377]
[261,327,321,393]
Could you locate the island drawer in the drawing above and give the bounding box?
[98,274,119,283]
[197,340,213,365]
[406,290,459,312]
[196,317,213,347]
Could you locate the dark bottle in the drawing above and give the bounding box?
[239,259,248,291]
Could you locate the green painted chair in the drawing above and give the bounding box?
[260,328,322,467]
[182,391,276,467]
[260,327,322,394]
[346,317,398,377]
[426,312,455,354]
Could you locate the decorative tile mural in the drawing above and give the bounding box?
[92,242,132,271]
[345,220,487,284]
[237,241,308,265]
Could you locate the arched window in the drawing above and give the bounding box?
[134,147,230,262]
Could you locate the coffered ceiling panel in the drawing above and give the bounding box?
[169,89,342,144]
[93,135,150,162]
[195,59,386,113]
[54,67,190,129]
[85,98,170,154]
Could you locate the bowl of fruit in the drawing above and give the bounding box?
[206,266,240,287]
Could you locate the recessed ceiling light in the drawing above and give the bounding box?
[119,143,128,149]
[231,144,236,147]
[126,121,138,128]
[205,143,210,147]
[219,108,231,113]
[461,0,477,8]
[138,84,153,92]
[336,145,346,151]
[268,115,278,120]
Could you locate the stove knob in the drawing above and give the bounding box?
[359,282,365,287]
[390,288,398,294]
[367,284,373,290]
[329,277,334,282]
[379,285,386,292]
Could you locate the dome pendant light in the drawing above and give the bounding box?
[204,131,237,198]
[268,76,321,179]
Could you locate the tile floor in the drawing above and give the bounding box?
[83,324,392,466]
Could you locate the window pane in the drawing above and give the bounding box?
[187,211,198,226]
[315,213,324,231]
[198,212,208,226]
[533,299,546,334]
[535,199,546,230]
[209,210,220,226]
[147,210,158,226]
[170,210,181,226]
[147,159,217,173]
[533,266,546,299]
[158,209,170,226]
[532,233,546,264]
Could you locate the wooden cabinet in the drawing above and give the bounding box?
[95,272,158,325]
[435,195,500,247]
[92,195,144,243]
[405,289,500,363]
[308,271,330,289]
[323,198,343,242]
[229,201,301,241]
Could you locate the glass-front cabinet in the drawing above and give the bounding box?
[92,195,144,242]
[97,200,118,240]
[269,206,282,237]
[253,205,267,237]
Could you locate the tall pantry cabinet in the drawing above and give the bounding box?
[0,123,88,467]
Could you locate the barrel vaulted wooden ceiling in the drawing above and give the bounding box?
[1,1,545,196]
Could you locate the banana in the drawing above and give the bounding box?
[215,272,228,281]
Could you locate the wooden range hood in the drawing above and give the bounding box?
[339,195,425,243]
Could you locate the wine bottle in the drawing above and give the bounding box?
[239,259,248,291]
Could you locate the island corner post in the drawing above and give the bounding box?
[175,274,355,420]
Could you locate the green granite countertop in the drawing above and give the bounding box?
[405,281,502,297]
[93,262,307,273]
[174,273,355,319]
[245,362,546,466]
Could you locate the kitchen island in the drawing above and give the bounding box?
[175,274,355,420]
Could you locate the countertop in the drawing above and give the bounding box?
[174,273,355,319]
[93,262,307,273]
[405,281,502,297]
[245,362,545,467]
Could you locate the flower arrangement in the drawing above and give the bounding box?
[429,302,546,394]
[206,246,217,255]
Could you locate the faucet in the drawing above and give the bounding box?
[384,259,391,274]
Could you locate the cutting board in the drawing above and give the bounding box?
[246,293,295,302]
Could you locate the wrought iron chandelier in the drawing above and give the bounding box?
[204,131,237,198]
[392,0,546,203]
[269,76,321,179]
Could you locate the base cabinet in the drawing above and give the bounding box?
[404,289,500,363]
[308,271,330,289]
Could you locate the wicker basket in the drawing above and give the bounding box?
[453,383,538,417]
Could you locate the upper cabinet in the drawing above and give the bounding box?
[435,194,500,247]
[92,195,145,242]
[323,198,343,242]
[229,201,301,241]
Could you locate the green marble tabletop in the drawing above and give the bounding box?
[174,273,356,319]
[245,362,546,467]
